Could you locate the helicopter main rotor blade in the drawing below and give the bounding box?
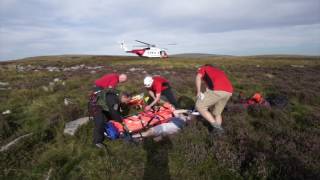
[135,40,156,47]
[133,45,148,47]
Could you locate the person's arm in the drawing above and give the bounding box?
[149,93,161,107]
[173,109,188,117]
[145,93,161,111]
[148,90,156,99]
[196,73,203,97]
[132,127,155,138]
[106,94,123,122]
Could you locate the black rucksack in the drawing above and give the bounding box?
[266,94,288,109]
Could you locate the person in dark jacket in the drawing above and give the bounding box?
[93,89,131,148]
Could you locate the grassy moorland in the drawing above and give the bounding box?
[0,55,319,180]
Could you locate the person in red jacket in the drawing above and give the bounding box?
[94,73,127,90]
[195,64,233,132]
[144,76,179,111]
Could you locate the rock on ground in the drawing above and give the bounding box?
[291,65,304,68]
[265,73,275,79]
[0,133,33,152]
[64,117,90,136]
[2,110,11,115]
[0,82,9,86]
[45,168,53,180]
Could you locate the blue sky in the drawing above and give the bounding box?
[0,0,319,60]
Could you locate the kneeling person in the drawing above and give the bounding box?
[144,76,179,111]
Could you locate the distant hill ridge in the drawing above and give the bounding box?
[172,53,320,59]
[171,53,230,58]
[1,53,319,63]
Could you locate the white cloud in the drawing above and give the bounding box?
[0,0,319,60]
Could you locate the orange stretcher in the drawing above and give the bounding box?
[109,103,175,134]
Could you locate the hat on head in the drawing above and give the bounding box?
[144,76,153,88]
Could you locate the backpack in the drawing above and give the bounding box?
[266,94,288,108]
[104,122,120,140]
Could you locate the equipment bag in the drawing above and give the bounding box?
[104,122,120,140]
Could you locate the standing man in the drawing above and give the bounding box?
[143,76,179,111]
[195,64,233,132]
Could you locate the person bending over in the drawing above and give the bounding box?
[143,76,179,111]
[195,64,233,132]
[94,73,127,90]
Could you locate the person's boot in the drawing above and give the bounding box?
[210,123,225,134]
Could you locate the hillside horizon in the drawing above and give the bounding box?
[1,53,320,63]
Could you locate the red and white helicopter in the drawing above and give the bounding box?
[120,40,175,58]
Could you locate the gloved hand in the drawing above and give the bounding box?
[197,92,205,100]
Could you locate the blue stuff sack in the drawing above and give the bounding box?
[104,122,120,140]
